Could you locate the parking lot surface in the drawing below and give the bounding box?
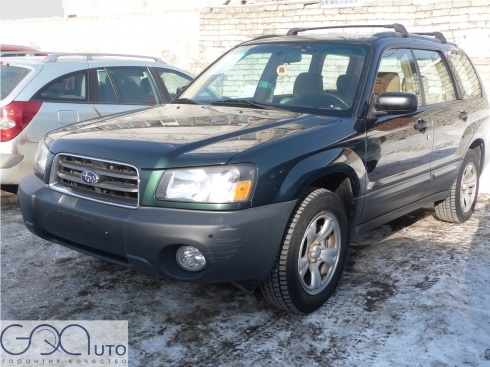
[1,189,490,366]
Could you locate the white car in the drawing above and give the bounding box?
[0,53,193,185]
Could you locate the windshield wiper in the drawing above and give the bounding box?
[171,98,198,104]
[211,99,270,109]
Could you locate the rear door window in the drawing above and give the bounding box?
[322,54,350,90]
[322,53,362,108]
[413,49,456,105]
[107,67,159,104]
[1,65,31,100]
[274,54,312,96]
[91,68,118,103]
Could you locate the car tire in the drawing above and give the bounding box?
[434,149,480,223]
[260,188,348,314]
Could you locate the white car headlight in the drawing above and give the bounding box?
[33,139,51,178]
[156,164,256,203]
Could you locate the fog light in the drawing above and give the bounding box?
[176,246,206,271]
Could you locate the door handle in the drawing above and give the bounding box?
[459,111,469,121]
[414,119,429,133]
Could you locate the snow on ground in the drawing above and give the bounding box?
[481,163,490,193]
[1,190,490,366]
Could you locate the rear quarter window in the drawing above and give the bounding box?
[447,51,482,99]
[0,64,31,100]
[32,70,88,102]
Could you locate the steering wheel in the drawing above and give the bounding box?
[285,93,349,110]
[320,93,349,110]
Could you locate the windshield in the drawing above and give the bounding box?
[179,42,367,116]
[0,64,31,100]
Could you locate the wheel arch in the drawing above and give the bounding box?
[274,148,366,242]
[468,138,485,175]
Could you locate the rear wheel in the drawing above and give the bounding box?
[434,149,480,223]
[260,188,348,314]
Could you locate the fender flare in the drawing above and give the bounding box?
[273,147,367,203]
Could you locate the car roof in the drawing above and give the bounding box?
[42,53,166,63]
[241,23,455,48]
[0,52,166,64]
[0,57,43,67]
[0,53,194,75]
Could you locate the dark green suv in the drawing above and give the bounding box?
[18,24,490,313]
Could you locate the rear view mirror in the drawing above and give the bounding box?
[278,50,302,64]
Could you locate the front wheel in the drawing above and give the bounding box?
[260,188,348,314]
[434,149,480,223]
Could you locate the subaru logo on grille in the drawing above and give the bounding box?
[81,171,99,184]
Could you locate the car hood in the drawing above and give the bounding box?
[48,104,341,169]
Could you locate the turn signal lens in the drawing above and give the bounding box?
[233,181,252,201]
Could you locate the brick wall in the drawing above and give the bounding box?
[199,0,490,93]
[0,0,489,93]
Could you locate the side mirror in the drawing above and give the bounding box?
[175,84,189,96]
[377,92,418,114]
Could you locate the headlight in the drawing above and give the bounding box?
[156,164,256,203]
[33,138,51,179]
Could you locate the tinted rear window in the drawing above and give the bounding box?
[1,64,31,100]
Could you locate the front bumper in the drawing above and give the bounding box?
[18,173,296,284]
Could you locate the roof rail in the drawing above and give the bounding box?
[413,31,447,44]
[0,51,49,57]
[247,34,280,42]
[286,23,409,37]
[42,53,165,63]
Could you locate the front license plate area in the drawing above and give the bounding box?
[46,209,115,253]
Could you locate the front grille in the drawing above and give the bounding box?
[50,154,139,208]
